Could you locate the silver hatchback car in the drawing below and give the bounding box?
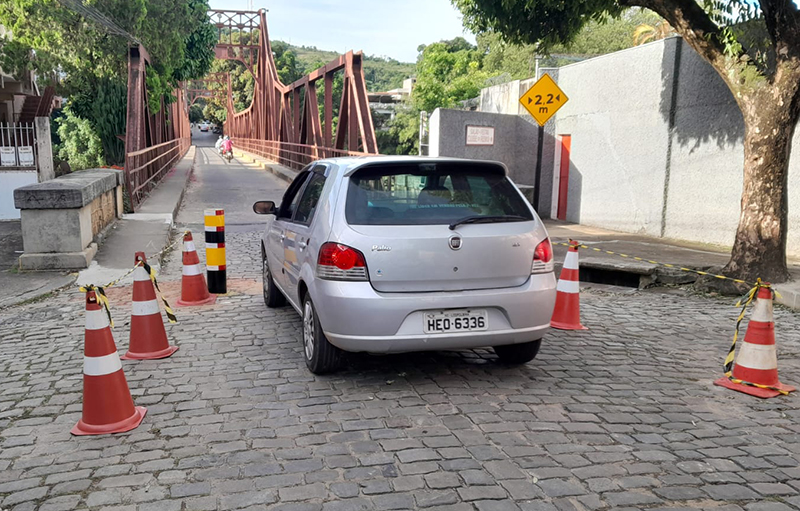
[254,156,557,374]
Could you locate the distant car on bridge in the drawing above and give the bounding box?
[253,156,556,374]
[199,122,209,132]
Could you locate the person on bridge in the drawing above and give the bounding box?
[221,136,233,155]
[215,135,223,153]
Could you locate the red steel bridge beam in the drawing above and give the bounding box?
[187,72,229,106]
[207,8,378,168]
[124,44,191,211]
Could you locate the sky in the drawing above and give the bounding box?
[207,0,476,63]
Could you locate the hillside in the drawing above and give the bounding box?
[282,42,416,92]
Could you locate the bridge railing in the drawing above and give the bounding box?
[234,138,372,171]
[125,137,190,209]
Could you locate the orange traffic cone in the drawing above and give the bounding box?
[122,252,179,360]
[72,290,146,435]
[714,285,795,398]
[551,240,587,330]
[177,231,216,306]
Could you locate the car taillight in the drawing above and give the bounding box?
[317,243,369,281]
[532,239,554,274]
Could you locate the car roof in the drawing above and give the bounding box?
[315,156,509,177]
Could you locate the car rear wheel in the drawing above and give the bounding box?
[302,296,341,374]
[493,339,541,364]
[262,252,285,308]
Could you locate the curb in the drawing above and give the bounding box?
[0,271,78,310]
[171,146,197,222]
[773,285,800,310]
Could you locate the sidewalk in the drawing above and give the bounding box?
[0,220,76,308]
[546,219,800,309]
[234,147,298,183]
[76,146,196,288]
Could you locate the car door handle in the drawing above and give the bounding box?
[297,241,307,250]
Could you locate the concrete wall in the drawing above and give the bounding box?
[660,41,744,247]
[480,78,537,116]
[554,39,677,235]
[429,108,539,187]
[0,171,37,219]
[547,36,800,257]
[480,81,523,115]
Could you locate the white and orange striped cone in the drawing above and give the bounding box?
[72,290,146,435]
[122,252,179,360]
[714,283,795,399]
[177,231,216,306]
[550,240,588,330]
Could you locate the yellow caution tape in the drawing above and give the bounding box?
[78,284,114,328]
[141,261,178,324]
[77,231,187,327]
[552,240,748,284]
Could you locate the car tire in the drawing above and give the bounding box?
[302,295,341,374]
[262,251,285,308]
[493,339,541,364]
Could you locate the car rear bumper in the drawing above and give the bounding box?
[326,324,551,354]
[311,273,557,354]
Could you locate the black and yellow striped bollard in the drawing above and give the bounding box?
[204,208,227,294]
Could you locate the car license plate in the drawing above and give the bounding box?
[423,309,488,334]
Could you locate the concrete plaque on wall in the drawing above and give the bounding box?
[18,146,35,167]
[466,126,494,146]
[0,147,16,167]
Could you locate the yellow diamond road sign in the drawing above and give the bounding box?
[519,73,568,126]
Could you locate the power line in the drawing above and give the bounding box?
[58,0,143,46]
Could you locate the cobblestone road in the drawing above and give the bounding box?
[2,157,800,510]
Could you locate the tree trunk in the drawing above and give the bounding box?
[723,99,798,284]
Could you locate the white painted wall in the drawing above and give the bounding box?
[554,40,675,236]
[0,171,37,219]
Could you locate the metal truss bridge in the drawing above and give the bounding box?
[123,9,378,210]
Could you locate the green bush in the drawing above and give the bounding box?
[56,106,106,171]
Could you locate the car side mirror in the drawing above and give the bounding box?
[253,200,277,215]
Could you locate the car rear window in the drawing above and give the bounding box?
[345,162,534,225]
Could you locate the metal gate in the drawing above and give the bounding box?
[0,122,37,168]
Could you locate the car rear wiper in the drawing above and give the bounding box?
[448,215,529,230]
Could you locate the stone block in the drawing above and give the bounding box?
[14,169,121,209]
[20,208,90,253]
[18,243,97,270]
[14,168,123,269]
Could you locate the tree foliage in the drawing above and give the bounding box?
[0,0,215,166]
[379,105,421,155]
[273,40,304,84]
[412,37,495,113]
[69,77,128,164]
[55,106,106,171]
[477,8,663,76]
[189,102,205,123]
[378,37,498,155]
